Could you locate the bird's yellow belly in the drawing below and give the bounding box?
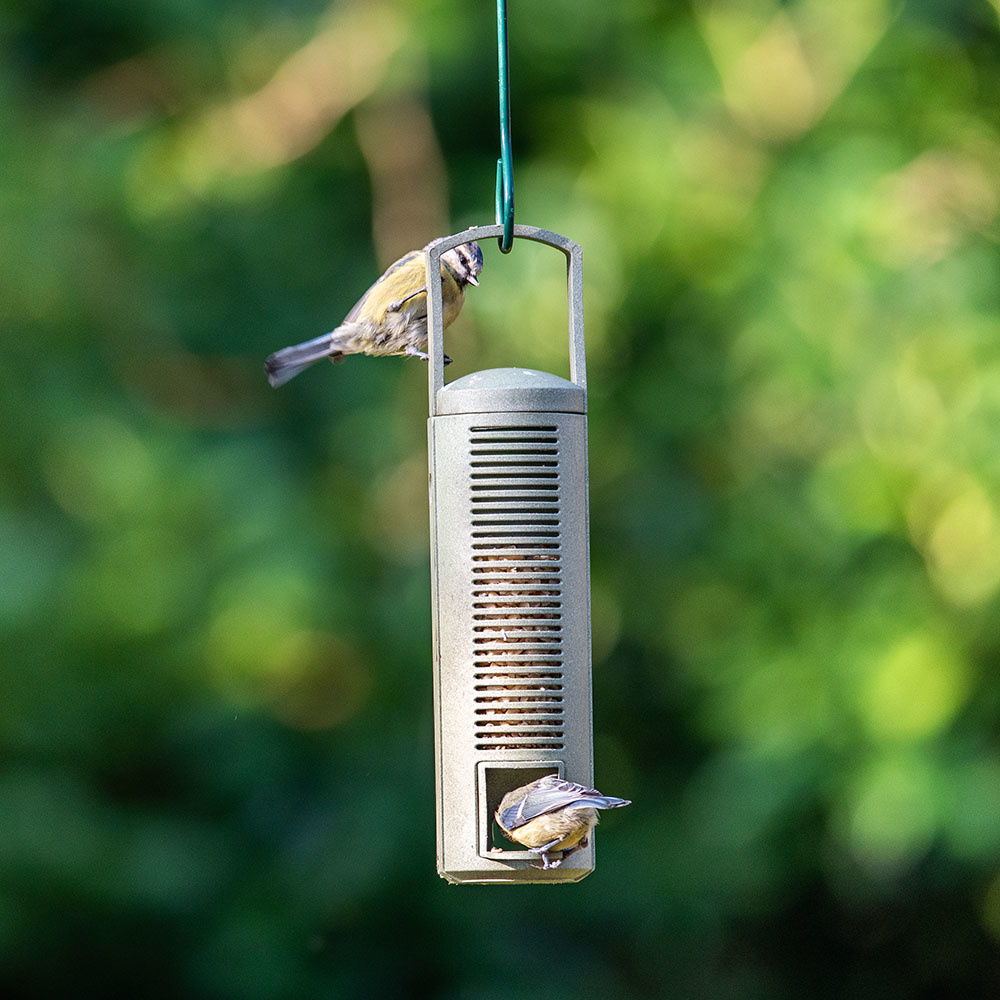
[505,807,598,851]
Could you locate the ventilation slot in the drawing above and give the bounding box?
[469,426,565,751]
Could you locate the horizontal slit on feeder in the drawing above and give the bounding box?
[472,580,562,592]
[471,512,559,519]
[477,719,564,726]
[471,532,561,540]
[473,569,562,577]
[470,461,558,469]
[473,565,562,571]
[473,559,562,567]
[470,477,559,493]
[473,636,563,644]
[475,737,565,743]
[476,717,564,724]
[477,648,562,654]
[475,739,565,744]
[472,586,562,593]
[472,595,562,601]
[473,561,561,570]
[472,593,562,600]
[475,660,565,667]
[476,731,565,739]
[477,633,559,642]
[473,683,565,691]
[471,526,561,533]
[472,541,561,549]
[474,652,564,660]
[470,500,559,508]
[474,696,563,704]
[480,726,564,733]
[475,701,564,709]
[475,742,566,750]
[475,679,564,686]
[472,540,561,546]
[477,720,565,727]
[472,641,564,647]
[473,566,562,574]
[474,652,563,659]
[475,722,563,729]
[471,511,560,519]
[472,587,562,593]
[472,501,559,509]
[468,439,558,448]
[473,607,563,613]
[473,571,562,579]
[475,704,562,711]
[474,665,563,673]
[475,705,563,713]
[470,458,559,465]
[470,471,560,480]
[469,450,559,458]
[477,732,565,740]
[474,609,562,615]
[473,574,561,580]
[475,663,565,671]
[472,552,561,560]
[473,676,564,684]
[474,548,561,554]
[469,424,559,441]
[473,613,562,621]
[472,590,562,597]
[473,629,563,637]
[473,603,562,610]
[473,620,564,627]
[472,501,562,527]
[473,624,564,630]
[475,648,564,655]
[473,619,564,627]
[470,425,558,432]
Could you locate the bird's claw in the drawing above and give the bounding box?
[406,346,453,365]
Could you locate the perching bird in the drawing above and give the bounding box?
[265,240,483,387]
[495,774,631,870]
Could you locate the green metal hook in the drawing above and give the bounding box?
[495,0,514,253]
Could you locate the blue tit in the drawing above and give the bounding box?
[495,774,631,870]
[265,240,483,387]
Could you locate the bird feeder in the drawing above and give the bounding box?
[426,223,595,883]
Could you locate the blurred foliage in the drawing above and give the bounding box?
[3,0,1000,995]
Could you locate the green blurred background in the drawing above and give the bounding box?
[4,0,1000,995]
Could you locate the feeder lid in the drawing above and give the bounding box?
[435,368,585,415]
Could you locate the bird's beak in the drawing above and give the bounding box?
[467,275,479,286]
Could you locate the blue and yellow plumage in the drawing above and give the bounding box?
[265,240,483,387]
[495,774,631,869]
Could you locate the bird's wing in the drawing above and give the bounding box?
[343,251,422,324]
[499,777,629,830]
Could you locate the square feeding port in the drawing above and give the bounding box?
[478,760,564,859]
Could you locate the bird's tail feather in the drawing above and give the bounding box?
[584,796,631,810]
[265,332,341,388]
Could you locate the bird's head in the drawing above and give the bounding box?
[441,241,484,287]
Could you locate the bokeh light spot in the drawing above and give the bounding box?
[846,752,938,873]
[859,634,969,742]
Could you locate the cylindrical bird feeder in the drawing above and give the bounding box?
[426,224,594,883]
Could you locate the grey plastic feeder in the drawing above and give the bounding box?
[425,224,594,883]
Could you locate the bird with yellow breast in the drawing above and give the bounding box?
[495,774,631,870]
[265,240,483,387]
